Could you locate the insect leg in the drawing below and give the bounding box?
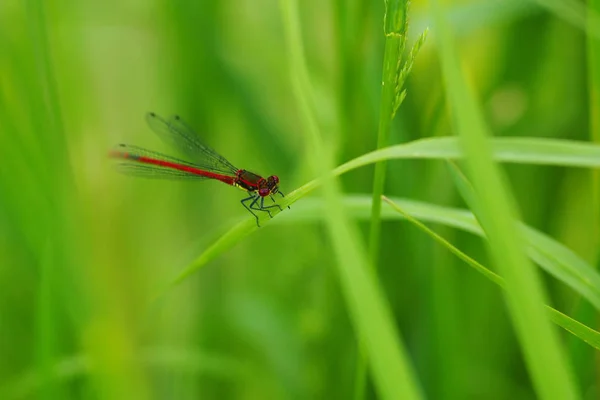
[269,195,283,211]
[250,196,273,218]
[241,194,260,227]
[278,191,291,209]
[258,196,284,216]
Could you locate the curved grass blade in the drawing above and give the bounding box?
[278,194,600,312]
[531,0,600,40]
[166,137,600,295]
[280,0,424,398]
[381,196,600,351]
[428,1,576,393]
[447,162,600,311]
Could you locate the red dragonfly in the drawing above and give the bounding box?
[111,112,288,226]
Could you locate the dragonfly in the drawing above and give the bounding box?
[110,112,288,226]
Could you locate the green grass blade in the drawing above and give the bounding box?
[588,0,600,250]
[280,1,423,398]
[430,0,577,395]
[282,195,600,311]
[160,219,257,294]
[381,196,504,287]
[447,162,600,311]
[545,308,600,349]
[289,136,600,213]
[531,0,600,39]
[586,0,600,384]
[25,2,72,399]
[381,196,600,351]
[169,136,600,292]
[525,228,600,309]
[361,1,411,397]
[369,0,408,287]
[338,137,600,173]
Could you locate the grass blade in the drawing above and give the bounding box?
[279,1,423,398]
[361,0,415,397]
[381,196,600,351]
[429,0,578,395]
[447,162,600,311]
[282,194,600,311]
[531,0,600,39]
[169,136,600,295]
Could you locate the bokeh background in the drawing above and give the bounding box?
[1,0,597,399]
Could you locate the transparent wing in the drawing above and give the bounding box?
[114,164,208,180]
[111,144,213,181]
[145,112,238,175]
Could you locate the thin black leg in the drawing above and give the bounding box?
[278,191,291,209]
[261,197,268,216]
[241,194,260,227]
[255,196,284,216]
[250,196,273,218]
[250,195,271,217]
[270,195,284,211]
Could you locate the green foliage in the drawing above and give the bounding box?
[1,0,598,399]
[381,195,600,349]
[430,0,577,396]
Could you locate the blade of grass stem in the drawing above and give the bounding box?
[530,0,600,39]
[281,1,423,398]
[284,194,600,312]
[429,0,578,396]
[166,136,600,292]
[583,0,600,389]
[362,0,409,397]
[588,0,600,254]
[381,196,600,351]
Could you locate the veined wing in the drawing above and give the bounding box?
[145,112,238,175]
[111,144,234,183]
[115,163,207,180]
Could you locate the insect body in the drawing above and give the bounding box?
[111,112,288,226]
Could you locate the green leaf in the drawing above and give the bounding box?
[432,1,577,395]
[279,194,600,313]
[446,162,600,311]
[279,0,424,399]
[380,195,600,351]
[170,136,600,294]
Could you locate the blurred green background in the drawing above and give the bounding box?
[1,0,598,398]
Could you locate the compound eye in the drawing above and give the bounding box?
[272,175,279,184]
[258,188,270,197]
